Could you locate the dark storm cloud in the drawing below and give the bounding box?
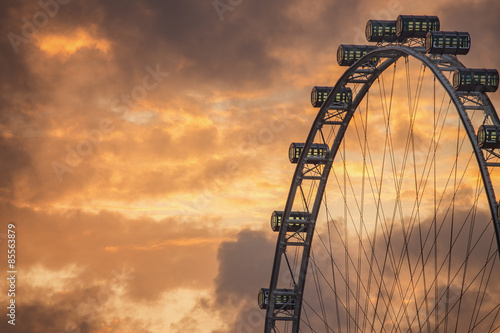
[0,1,42,98]
[3,0,363,90]
[21,0,283,88]
[0,2,48,194]
[214,229,274,305]
[0,300,92,333]
[437,0,500,70]
[211,229,275,332]
[0,137,31,198]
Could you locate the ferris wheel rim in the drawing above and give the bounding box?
[264,44,500,333]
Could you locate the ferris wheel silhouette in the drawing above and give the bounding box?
[259,15,500,333]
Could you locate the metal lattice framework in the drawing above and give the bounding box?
[264,36,500,332]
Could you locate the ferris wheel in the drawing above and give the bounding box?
[259,15,500,332]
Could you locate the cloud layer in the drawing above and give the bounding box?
[1,0,499,332]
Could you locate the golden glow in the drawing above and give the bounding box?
[48,128,66,138]
[21,264,84,296]
[36,28,111,56]
[103,238,234,253]
[132,237,233,250]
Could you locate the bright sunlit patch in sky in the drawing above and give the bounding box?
[36,28,111,56]
[121,110,159,125]
[21,264,84,295]
[131,237,233,250]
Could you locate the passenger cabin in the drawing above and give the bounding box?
[289,143,329,164]
[425,31,470,55]
[477,125,500,149]
[311,86,353,108]
[337,44,378,67]
[270,211,309,232]
[396,15,440,38]
[258,288,295,310]
[452,68,499,93]
[365,20,403,43]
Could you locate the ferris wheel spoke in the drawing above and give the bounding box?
[470,234,498,330]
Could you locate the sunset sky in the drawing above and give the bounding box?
[1,0,500,332]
